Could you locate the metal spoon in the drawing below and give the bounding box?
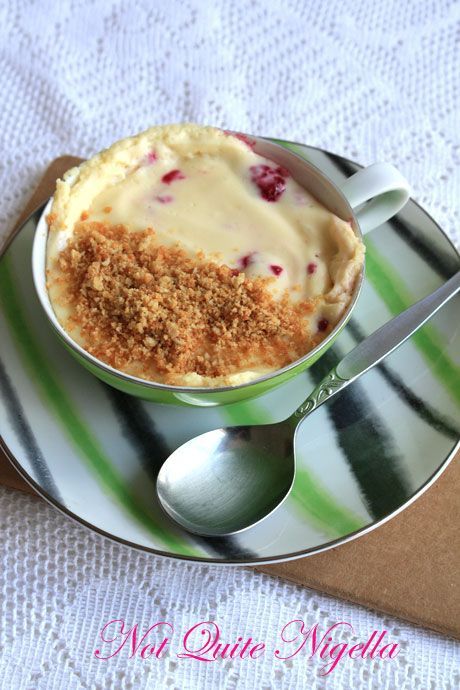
[156,271,460,536]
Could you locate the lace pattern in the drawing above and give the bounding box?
[1,1,459,688]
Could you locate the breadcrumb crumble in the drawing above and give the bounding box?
[49,222,316,385]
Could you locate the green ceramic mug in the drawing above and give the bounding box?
[32,136,410,406]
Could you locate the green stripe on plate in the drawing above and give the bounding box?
[292,467,364,536]
[365,238,460,407]
[0,255,198,556]
[222,402,364,536]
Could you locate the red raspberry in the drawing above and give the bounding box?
[161,169,185,184]
[249,164,289,202]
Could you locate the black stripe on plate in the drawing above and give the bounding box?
[103,384,257,559]
[347,319,459,441]
[329,154,458,279]
[307,347,411,520]
[0,356,63,502]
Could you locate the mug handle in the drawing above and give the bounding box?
[340,162,411,234]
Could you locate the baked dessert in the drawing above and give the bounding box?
[46,124,364,387]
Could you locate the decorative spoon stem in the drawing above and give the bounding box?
[293,271,460,422]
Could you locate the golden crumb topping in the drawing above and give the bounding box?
[49,222,316,384]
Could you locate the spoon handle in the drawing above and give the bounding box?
[292,271,460,421]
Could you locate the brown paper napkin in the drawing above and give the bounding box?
[1,157,459,639]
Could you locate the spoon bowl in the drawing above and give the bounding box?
[156,423,296,535]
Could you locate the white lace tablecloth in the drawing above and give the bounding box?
[0,1,459,688]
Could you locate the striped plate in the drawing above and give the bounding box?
[0,144,459,564]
